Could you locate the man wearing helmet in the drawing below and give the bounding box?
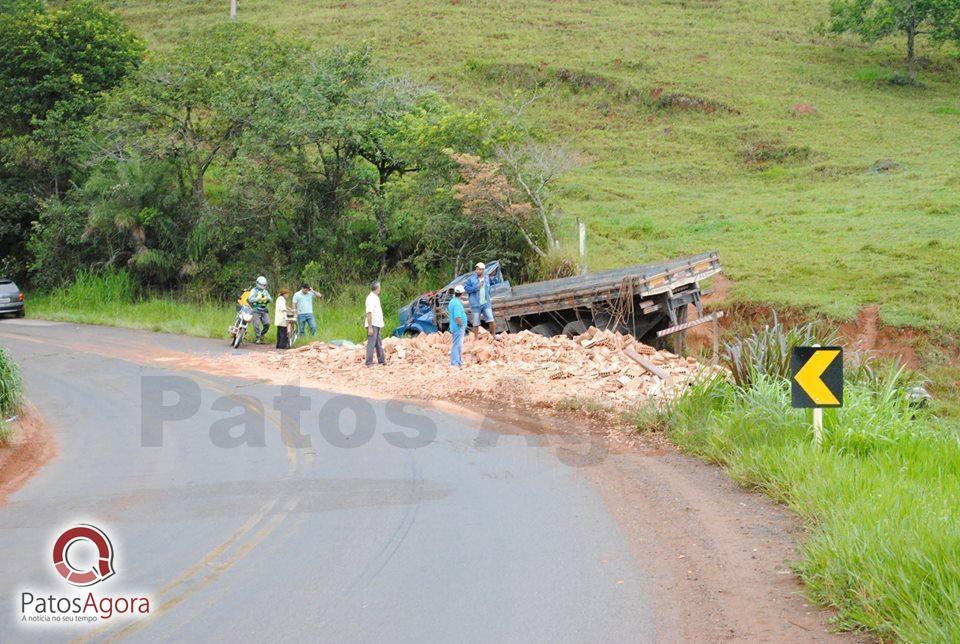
[247,276,273,343]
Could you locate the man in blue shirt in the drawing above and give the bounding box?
[448,285,467,367]
[464,261,496,340]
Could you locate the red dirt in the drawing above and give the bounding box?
[0,404,56,506]
[686,276,929,369]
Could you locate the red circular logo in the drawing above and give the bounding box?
[52,525,116,586]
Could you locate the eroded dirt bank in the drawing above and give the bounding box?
[0,404,55,505]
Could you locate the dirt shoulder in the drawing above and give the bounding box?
[0,404,56,505]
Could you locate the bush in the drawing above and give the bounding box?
[721,314,839,387]
[536,247,581,280]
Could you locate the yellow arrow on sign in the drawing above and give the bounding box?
[795,349,841,406]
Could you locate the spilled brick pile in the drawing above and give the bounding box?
[265,327,723,412]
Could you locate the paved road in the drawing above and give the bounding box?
[0,320,664,642]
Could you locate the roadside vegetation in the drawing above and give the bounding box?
[3,0,959,332]
[27,269,415,344]
[0,347,23,444]
[640,321,960,640]
[105,0,960,333]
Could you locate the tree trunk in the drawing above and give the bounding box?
[376,165,390,274]
[230,0,237,20]
[193,174,206,208]
[906,26,916,82]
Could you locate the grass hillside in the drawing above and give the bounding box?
[115,0,960,332]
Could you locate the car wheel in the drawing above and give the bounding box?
[16,309,25,318]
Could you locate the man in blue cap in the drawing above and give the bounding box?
[448,284,467,367]
[464,261,496,340]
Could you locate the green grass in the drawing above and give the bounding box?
[655,373,960,641]
[0,346,23,443]
[28,270,424,345]
[111,0,960,332]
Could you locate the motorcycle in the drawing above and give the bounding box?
[286,310,300,347]
[229,305,254,349]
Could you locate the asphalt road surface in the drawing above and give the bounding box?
[0,320,668,642]
[0,320,850,643]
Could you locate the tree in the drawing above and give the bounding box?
[451,142,578,259]
[0,0,142,280]
[826,0,960,81]
[0,0,143,136]
[97,23,298,208]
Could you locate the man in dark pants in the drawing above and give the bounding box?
[364,280,385,366]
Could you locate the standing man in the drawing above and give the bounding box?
[248,275,272,344]
[464,262,496,340]
[364,280,385,366]
[448,285,467,367]
[274,288,292,349]
[293,283,322,337]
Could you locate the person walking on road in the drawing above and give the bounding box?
[293,283,322,337]
[248,276,273,344]
[448,284,467,367]
[464,262,496,340]
[274,288,292,349]
[365,280,385,366]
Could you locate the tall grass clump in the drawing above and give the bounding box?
[0,347,24,443]
[52,269,137,309]
[640,319,960,640]
[722,314,839,387]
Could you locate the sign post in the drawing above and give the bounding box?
[791,345,843,448]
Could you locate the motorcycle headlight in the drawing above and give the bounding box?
[242,313,253,322]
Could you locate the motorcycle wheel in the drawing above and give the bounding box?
[232,328,244,349]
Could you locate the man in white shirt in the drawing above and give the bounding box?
[364,280,385,366]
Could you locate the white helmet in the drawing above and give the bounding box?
[256,276,267,287]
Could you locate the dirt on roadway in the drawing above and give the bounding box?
[0,320,868,641]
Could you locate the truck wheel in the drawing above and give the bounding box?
[529,322,562,337]
[591,312,615,330]
[562,320,587,338]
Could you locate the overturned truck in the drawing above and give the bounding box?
[394,251,722,350]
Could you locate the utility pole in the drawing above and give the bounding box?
[230,0,237,20]
[578,218,587,275]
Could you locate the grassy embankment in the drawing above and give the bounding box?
[0,347,23,443]
[638,324,960,641]
[27,270,423,345]
[115,0,960,333]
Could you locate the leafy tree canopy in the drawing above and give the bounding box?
[826,0,960,80]
[0,0,144,136]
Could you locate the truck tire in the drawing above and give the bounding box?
[529,321,562,337]
[562,320,587,338]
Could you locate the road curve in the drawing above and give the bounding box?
[0,320,664,642]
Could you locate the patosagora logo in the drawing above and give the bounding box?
[52,525,116,587]
[18,523,150,627]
